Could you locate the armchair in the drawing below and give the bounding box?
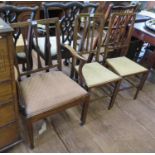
[11,18,89,149]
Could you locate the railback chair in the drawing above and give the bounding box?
[88,4,138,63]
[0,4,38,70]
[11,18,89,149]
[104,11,149,99]
[34,2,98,66]
[64,14,122,110]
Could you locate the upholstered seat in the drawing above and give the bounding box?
[75,62,121,88]
[106,56,148,77]
[20,71,87,118]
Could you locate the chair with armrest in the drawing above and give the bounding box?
[0,4,38,70]
[104,7,149,99]
[33,1,98,66]
[63,14,122,110]
[11,18,89,149]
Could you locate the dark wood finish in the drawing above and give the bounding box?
[42,2,98,65]
[0,4,38,71]
[0,18,21,152]
[12,18,89,149]
[64,14,121,109]
[133,22,155,46]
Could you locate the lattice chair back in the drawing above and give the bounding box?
[0,4,38,45]
[73,13,105,62]
[11,18,61,80]
[103,6,136,60]
[43,2,98,46]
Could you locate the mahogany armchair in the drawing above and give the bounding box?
[32,1,98,66]
[0,4,38,71]
[64,14,122,110]
[11,18,89,149]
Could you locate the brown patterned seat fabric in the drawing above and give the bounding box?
[20,71,87,118]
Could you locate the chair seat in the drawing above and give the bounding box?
[75,62,121,88]
[20,71,87,118]
[106,56,148,77]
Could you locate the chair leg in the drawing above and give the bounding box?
[26,119,34,149]
[134,71,149,100]
[108,80,121,110]
[80,96,90,126]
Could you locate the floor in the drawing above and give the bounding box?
[6,63,155,153]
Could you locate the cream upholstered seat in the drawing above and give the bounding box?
[20,71,87,118]
[75,62,121,88]
[106,56,148,77]
[33,37,58,56]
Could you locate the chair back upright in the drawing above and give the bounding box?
[11,18,61,80]
[0,4,38,44]
[103,5,137,61]
[43,2,98,46]
[73,13,105,62]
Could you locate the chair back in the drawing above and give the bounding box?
[103,5,136,60]
[43,2,98,46]
[0,4,38,44]
[11,18,61,80]
[73,13,105,62]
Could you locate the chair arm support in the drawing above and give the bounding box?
[63,44,86,62]
[63,44,87,85]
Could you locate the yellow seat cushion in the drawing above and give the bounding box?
[75,62,121,88]
[20,71,87,118]
[106,56,148,77]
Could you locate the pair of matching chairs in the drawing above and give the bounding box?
[11,19,89,149]
[68,5,148,102]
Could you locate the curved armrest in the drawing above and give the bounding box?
[63,44,87,62]
[62,44,87,85]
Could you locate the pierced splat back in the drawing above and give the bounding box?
[43,2,98,46]
[11,18,61,80]
[0,4,38,45]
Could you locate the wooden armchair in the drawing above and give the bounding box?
[11,18,89,149]
[33,2,98,66]
[104,8,149,99]
[64,14,122,110]
[0,4,38,70]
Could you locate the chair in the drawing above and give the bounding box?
[64,14,122,110]
[0,4,38,70]
[33,2,98,66]
[104,7,149,99]
[11,18,89,149]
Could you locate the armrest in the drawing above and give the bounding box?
[63,44,87,62]
[63,44,87,85]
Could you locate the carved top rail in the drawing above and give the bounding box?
[43,2,98,46]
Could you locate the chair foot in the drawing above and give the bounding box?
[80,96,89,125]
[26,119,34,149]
[134,71,148,100]
[108,80,121,109]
